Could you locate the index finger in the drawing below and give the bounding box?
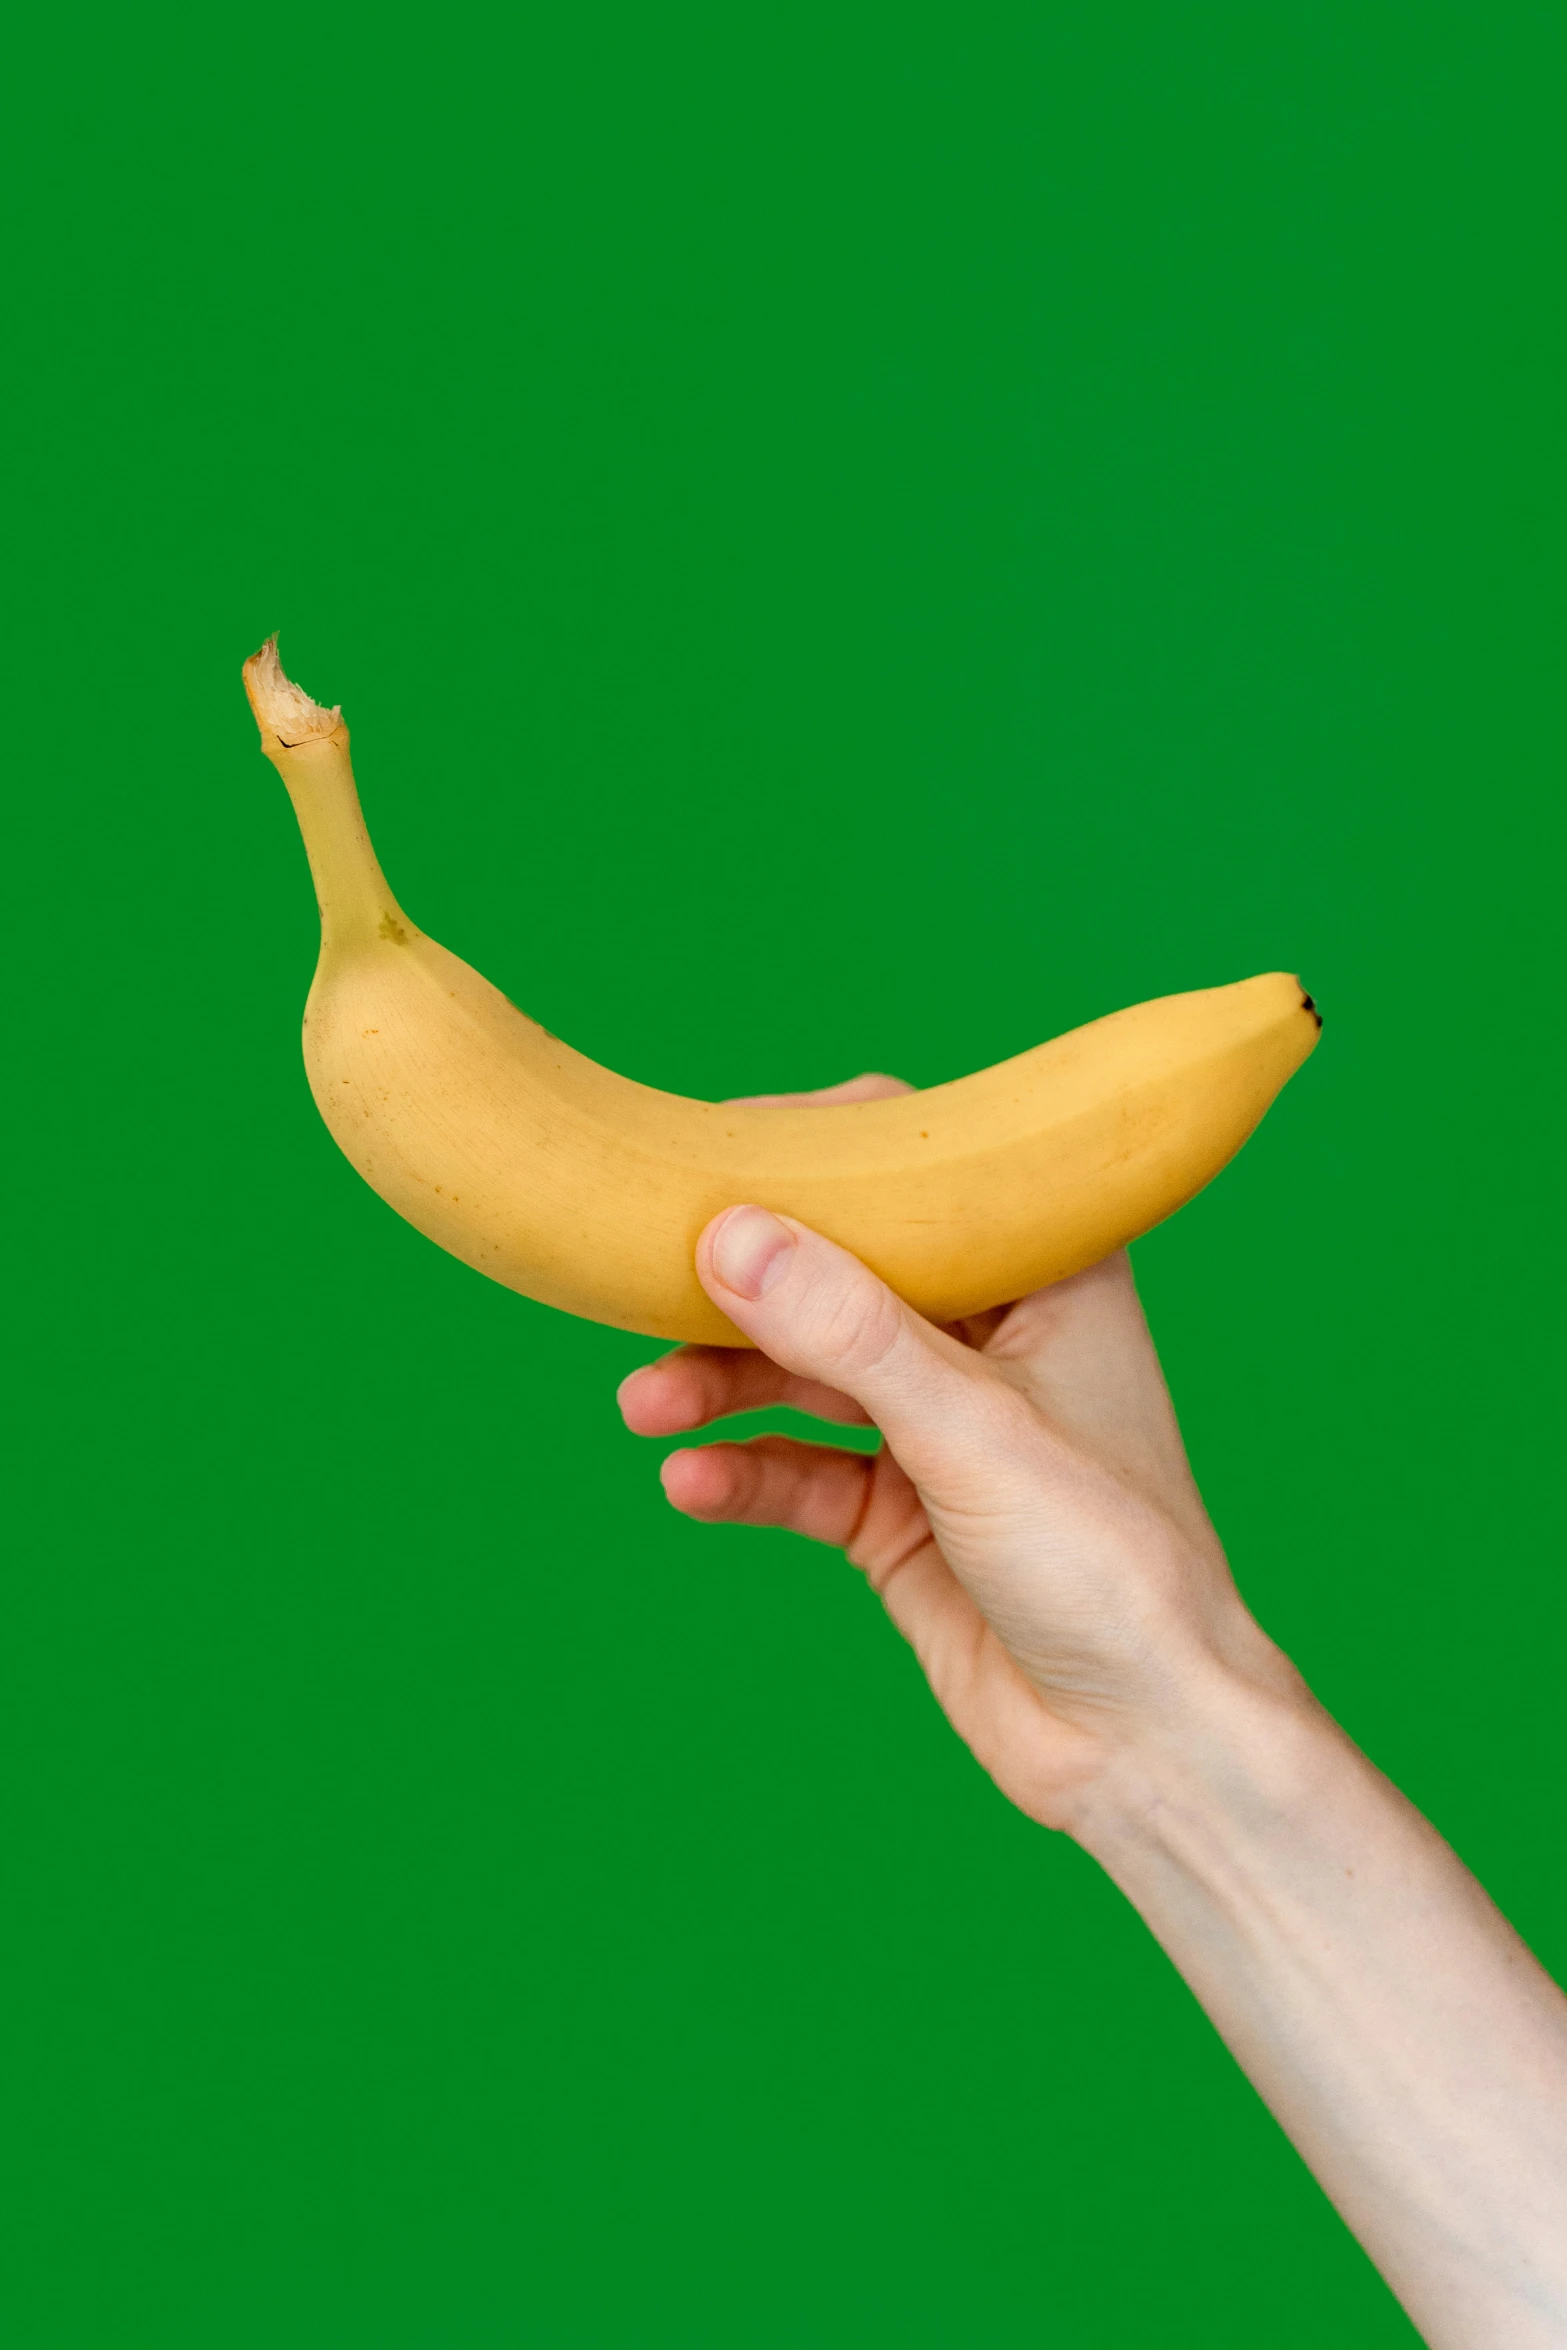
[618,1343,873,1436]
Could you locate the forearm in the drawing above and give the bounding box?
[1070,1673,1567,2347]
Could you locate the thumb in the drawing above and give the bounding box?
[696,1206,1001,1484]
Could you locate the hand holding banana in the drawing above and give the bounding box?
[244,635,1318,1343]
[623,1187,1294,1823]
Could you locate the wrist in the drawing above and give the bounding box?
[1058,1649,1338,1873]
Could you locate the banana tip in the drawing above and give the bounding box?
[243,633,343,744]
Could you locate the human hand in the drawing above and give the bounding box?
[617,1077,1306,1832]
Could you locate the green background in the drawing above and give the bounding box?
[5,2,1563,2341]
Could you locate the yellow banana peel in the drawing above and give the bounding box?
[245,637,1320,1346]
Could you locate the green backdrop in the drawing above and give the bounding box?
[5,3,1563,2342]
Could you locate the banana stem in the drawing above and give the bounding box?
[243,638,404,947]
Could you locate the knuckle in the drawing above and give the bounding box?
[809,1269,905,1382]
[735,1442,776,1511]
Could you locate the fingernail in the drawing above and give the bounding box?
[709,1206,796,1301]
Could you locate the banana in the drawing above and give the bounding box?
[244,637,1320,1347]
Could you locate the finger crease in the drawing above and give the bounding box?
[840,1459,881,1558]
[851,1489,929,1591]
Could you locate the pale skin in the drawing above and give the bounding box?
[618,1074,1567,2347]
